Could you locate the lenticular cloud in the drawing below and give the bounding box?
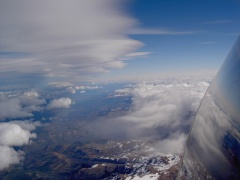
[0,0,143,78]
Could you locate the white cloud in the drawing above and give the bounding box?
[48,82,74,88]
[0,121,37,170]
[66,87,77,94]
[75,85,102,90]
[0,90,46,120]
[119,51,152,61]
[0,123,36,146]
[0,0,143,78]
[124,52,151,57]
[119,80,209,154]
[48,82,102,94]
[116,80,209,129]
[127,28,202,35]
[47,98,72,109]
[0,146,24,170]
[9,120,42,131]
[154,133,187,154]
[91,77,211,154]
[67,85,102,94]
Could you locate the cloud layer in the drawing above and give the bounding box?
[115,81,208,129]
[0,0,143,79]
[48,82,103,94]
[91,78,211,154]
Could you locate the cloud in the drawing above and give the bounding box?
[127,28,202,35]
[48,82,103,94]
[0,146,24,170]
[0,123,36,146]
[47,98,72,109]
[66,87,77,94]
[74,85,102,90]
[0,90,46,120]
[48,82,74,88]
[0,120,45,171]
[67,85,102,94]
[124,52,151,57]
[115,80,209,129]
[154,133,187,154]
[119,51,152,61]
[9,120,42,131]
[0,121,37,170]
[0,0,143,79]
[90,77,211,154]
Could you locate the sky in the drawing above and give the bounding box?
[105,0,240,80]
[0,0,240,85]
[1,0,239,171]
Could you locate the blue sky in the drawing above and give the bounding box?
[0,0,240,84]
[101,0,240,80]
